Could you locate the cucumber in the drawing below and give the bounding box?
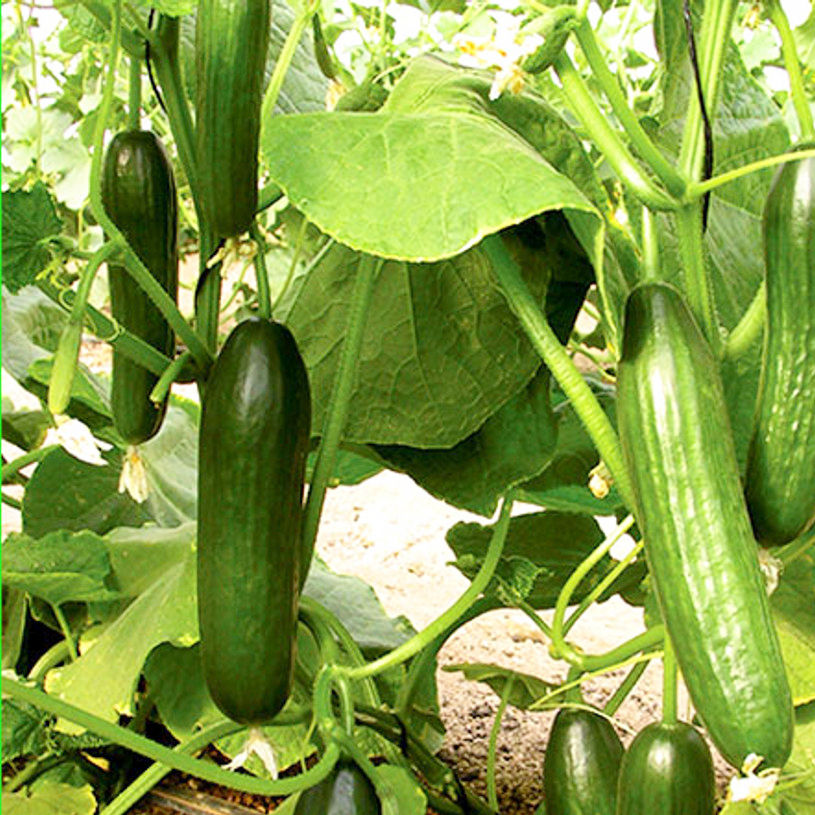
[294,760,381,815]
[101,130,178,445]
[543,707,623,815]
[616,722,715,815]
[617,282,793,769]
[197,317,311,724]
[195,0,270,238]
[745,151,815,544]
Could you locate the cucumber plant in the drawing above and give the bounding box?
[2,0,814,814]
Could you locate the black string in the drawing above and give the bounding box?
[684,0,713,228]
[145,9,168,115]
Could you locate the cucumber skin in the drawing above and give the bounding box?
[745,153,815,544]
[294,760,381,815]
[101,131,178,445]
[195,0,270,239]
[197,318,311,724]
[616,722,714,815]
[543,708,623,815]
[617,283,793,769]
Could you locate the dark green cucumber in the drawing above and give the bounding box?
[294,760,381,815]
[745,150,815,544]
[101,130,178,445]
[616,722,714,815]
[617,282,793,769]
[195,0,270,238]
[197,317,311,724]
[543,707,623,815]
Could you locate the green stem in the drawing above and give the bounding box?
[343,496,513,682]
[551,516,635,656]
[28,641,71,684]
[260,0,319,132]
[196,225,222,355]
[486,679,513,811]
[37,280,172,377]
[603,659,649,717]
[641,208,659,281]
[552,54,677,211]
[573,20,686,199]
[2,446,59,483]
[674,204,720,353]
[725,279,766,360]
[2,677,340,796]
[127,54,141,130]
[484,234,635,509]
[48,241,121,414]
[691,147,815,196]
[677,0,738,181]
[249,222,272,319]
[767,0,814,141]
[2,493,23,510]
[275,238,334,312]
[516,600,553,640]
[661,633,678,724]
[51,604,78,662]
[257,182,284,214]
[778,529,815,566]
[149,351,194,404]
[563,537,643,636]
[300,255,380,586]
[396,596,500,717]
[581,626,663,673]
[99,721,241,815]
[150,15,201,208]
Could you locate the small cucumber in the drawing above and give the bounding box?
[101,130,178,445]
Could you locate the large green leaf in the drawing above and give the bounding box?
[22,448,149,538]
[2,530,117,606]
[0,185,63,293]
[373,367,557,516]
[284,240,547,447]
[446,512,644,609]
[442,663,556,709]
[2,782,95,815]
[262,56,599,262]
[45,547,197,728]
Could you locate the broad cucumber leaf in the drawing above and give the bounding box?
[283,240,547,447]
[446,511,643,609]
[2,530,117,606]
[443,663,557,710]
[0,185,63,293]
[376,766,427,815]
[1,782,95,815]
[262,56,600,263]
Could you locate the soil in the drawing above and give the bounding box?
[0,332,736,814]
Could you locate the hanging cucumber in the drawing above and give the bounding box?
[745,150,815,544]
[616,722,715,815]
[195,0,270,238]
[197,317,311,724]
[101,130,178,445]
[294,760,381,815]
[542,707,623,815]
[617,282,793,770]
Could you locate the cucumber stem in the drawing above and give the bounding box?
[249,222,272,320]
[342,496,513,682]
[661,633,679,724]
[486,678,514,811]
[2,676,341,796]
[300,254,380,586]
[127,55,141,130]
[2,446,60,483]
[485,232,635,509]
[552,53,677,211]
[603,660,649,716]
[724,279,766,361]
[765,0,814,141]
